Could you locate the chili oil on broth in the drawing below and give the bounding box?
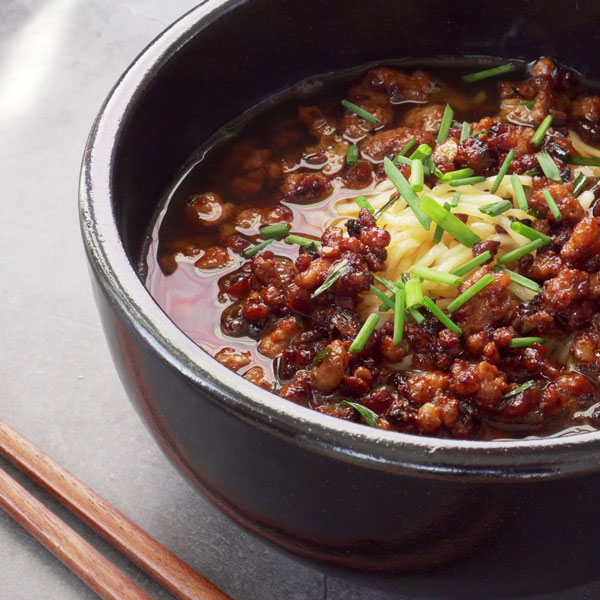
[143,57,600,441]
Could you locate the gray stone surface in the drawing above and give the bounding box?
[1,1,599,599]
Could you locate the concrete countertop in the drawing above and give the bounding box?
[1,2,599,598]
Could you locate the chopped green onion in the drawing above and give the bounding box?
[452,251,493,276]
[568,156,600,167]
[419,195,481,247]
[312,259,349,297]
[447,273,495,312]
[531,114,553,147]
[285,234,322,251]
[450,191,461,207]
[408,308,426,323]
[497,239,544,265]
[393,289,406,345]
[346,144,359,166]
[509,221,551,245]
[422,297,462,335]
[242,239,273,258]
[294,315,304,328]
[397,137,416,157]
[373,194,398,220]
[508,337,546,348]
[449,176,487,187]
[522,101,535,110]
[356,195,374,214]
[511,174,529,211]
[439,168,475,182]
[437,104,454,144]
[374,276,398,294]
[479,199,513,217]
[411,266,462,287]
[259,223,291,240]
[349,313,380,353]
[423,156,437,176]
[472,130,487,137]
[393,154,412,166]
[496,267,541,293]
[370,285,395,311]
[410,159,424,192]
[542,188,563,221]
[527,208,545,219]
[460,122,471,142]
[383,157,431,230]
[405,278,424,309]
[341,99,380,124]
[312,348,332,366]
[491,149,515,194]
[536,150,562,182]
[523,168,540,176]
[409,144,433,162]
[502,380,537,399]
[463,63,516,83]
[340,400,379,427]
[573,173,588,197]
[433,224,444,244]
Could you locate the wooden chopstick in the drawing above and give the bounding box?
[0,419,231,600]
[0,465,153,600]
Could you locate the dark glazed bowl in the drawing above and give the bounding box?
[80,1,600,598]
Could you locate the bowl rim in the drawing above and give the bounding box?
[79,0,600,481]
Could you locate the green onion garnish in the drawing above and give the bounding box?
[393,154,412,166]
[463,63,516,83]
[242,239,273,258]
[312,259,349,297]
[509,222,551,245]
[522,101,535,110]
[542,188,562,221]
[450,191,461,207]
[383,157,431,230]
[447,273,495,312]
[356,195,375,214]
[397,137,416,157]
[410,159,424,192]
[460,122,471,143]
[419,195,481,247]
[411,266,462,287]
[472,130,487,137]
[523,168,540,176]
[340,400,379,427]
[508,337,546,348]
[346,144,359,166]
[452,251,493,276]
[312,348,332,366]
[573,173,588,197]
[531,114,553,147]
[374,276,398,294]
[502,380,537,399]
[370,285,394,311]
[437,104,454,144]
[373,194,398,220]
[393,289,406,345]
[259,223,291,240]
[405,278,424,309]
[511,174,529,211]
[491,149,515,194]
[433,224,444,244]
[285,234,322,251]
[536,150,562,182]
[449,176,487,187]
[341,100,380,124]
[349,313,381,353]
[439,168,475,182]
[422,297,462,335]
[568,156,600,167]
[409,144,433,162]
[479,199,513,217]
[496,239,544,265]
[496,267,541,293]
[409,308,426,324]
